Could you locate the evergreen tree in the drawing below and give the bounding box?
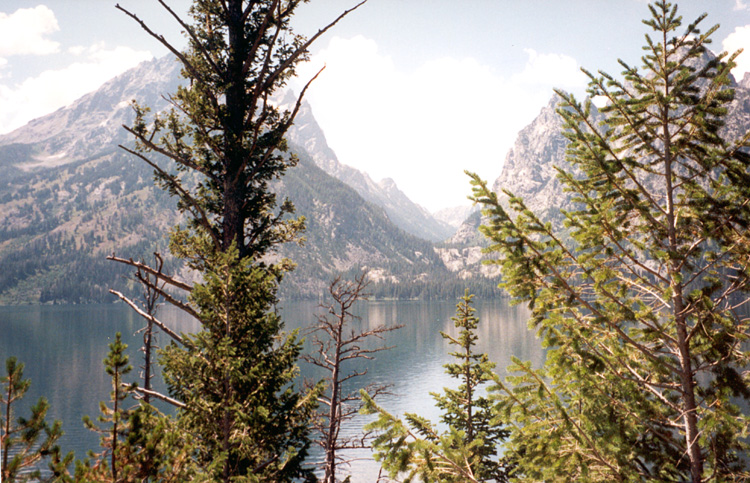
[77,333,134,481]
[362,291,509,482]
[76,333,196,482]
[470,2,750,481]
[1,357,68,482]
[111,1,366,480]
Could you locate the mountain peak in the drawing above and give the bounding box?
[378,177,398,191]
[0,55,182,167]
[0,54,455,245]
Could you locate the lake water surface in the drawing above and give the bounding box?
[0,298,542,481]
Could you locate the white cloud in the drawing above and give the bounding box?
[295,37,587,211]
[0,5,60,57]
[0,44,152,135]
[735,0,750,11]
[513,49,587,90]
[723,25,750,81]
[68,46,86,56]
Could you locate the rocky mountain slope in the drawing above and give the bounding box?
[0,56,492,304]
[442,66,750,277]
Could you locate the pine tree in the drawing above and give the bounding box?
[470,2,750,481]
[1,357,68,482]
[362,291,509,483]
[78,332,134,482]
[76,333,195,482]
[433,290,508,481]
[110,1,366,480]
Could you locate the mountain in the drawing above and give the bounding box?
[489,94,574,219]
[0,57,181,165]
[432,204,478,229]
[441,65,750,277]
[0,54,451,242]
[0,56,495,304]
[280,92,455,242]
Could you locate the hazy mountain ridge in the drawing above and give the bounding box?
[280,92,455,242]
[432,204,478,229]
[0,56,492,304]
[1,55,449,242]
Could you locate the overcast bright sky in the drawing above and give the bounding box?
[2,1,750,211]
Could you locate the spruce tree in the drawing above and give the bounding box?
[77,332,196,482]
[470,2,750,481]
[362,291,509,482]
[111,1,366,480]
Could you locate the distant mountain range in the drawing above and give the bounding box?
[279,91,455,242]
[6,53,745,304]
[0,56,493,303]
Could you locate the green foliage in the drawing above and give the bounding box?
[470,2,750,481]
[115,0,367,480]
[1,357,70,482]
[433,290,509,481]
[362,291,509,482]
[159,244,319,481]
[76,334,197,482]
[77,333,134,481]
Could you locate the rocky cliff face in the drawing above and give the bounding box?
[1,56,181,168]
[490,94,574,218]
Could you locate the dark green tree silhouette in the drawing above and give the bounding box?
[1,357,69,482]
[77,333,134,481]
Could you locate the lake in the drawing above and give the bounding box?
[0,298,542,481]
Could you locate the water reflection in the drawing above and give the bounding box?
[0,298,541,481]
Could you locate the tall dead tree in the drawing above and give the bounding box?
[303,272,402,483]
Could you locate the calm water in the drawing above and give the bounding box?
[0,299,542,481]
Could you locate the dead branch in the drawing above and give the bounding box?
[109,289,185,346]
[107,254,192,292]
[126,384,185,409]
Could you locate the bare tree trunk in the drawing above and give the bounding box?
[304,273,402,483]
[662,101,702,482]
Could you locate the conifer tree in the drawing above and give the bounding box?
[78,332,134,482]
[470,2,750,481]
[362,291,509,482]
[1,357,68,482]
[76,333,196,482]
[110,1,366,480]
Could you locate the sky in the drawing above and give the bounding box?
[2,1,750,212]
